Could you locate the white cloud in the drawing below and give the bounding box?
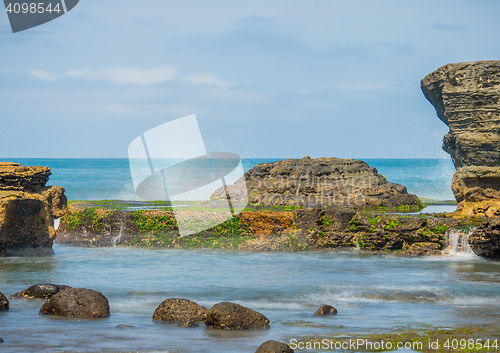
[66,66,178,85]
[28,69,58,81]
[104,103,201,117]
[184,73,235,88]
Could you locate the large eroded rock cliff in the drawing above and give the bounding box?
[422,61,500,217]
[0,162,67,256]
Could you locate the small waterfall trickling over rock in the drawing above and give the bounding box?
[112,220,124,247]
[444,227,477,256]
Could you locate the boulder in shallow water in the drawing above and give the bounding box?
[204,302,270,330]
[39,288,110,318]
[0,292,9,311]
[469,219,500,259]
[10,283,71,299]
[256,340,294,353]
[153,298,207,324]
[314,304,337,316]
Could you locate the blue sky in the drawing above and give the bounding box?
[1,0,499,158]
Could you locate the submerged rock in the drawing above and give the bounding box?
[314,304,337,316]
[0,162,67,256]
[211,157,421,209]
[10,283,71,299]
[469,219,500,259]
[0,292,9,311]
[39,288,110,318]
[256,340,294,353]
[422,61,500,217]
[153,298,207,324]
[204,302,270,330]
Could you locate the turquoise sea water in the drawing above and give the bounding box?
[1,157,488,353]
[6,158,456,201]
[0,246,499,353]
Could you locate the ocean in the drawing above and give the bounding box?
[1,246,499,353]
[6,158,457,201]
[2,158,495,353]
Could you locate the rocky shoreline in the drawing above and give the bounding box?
[54,200,495,258]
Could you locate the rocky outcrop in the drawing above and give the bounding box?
[39,288,110,318]
[0,292,8,311]
[211,157,422,210]
[153,299,207,325]
[203,302,270,330]
[422,61,500,217]
[469,219,500,259]
[256,341,294,353]
[314,304,337,316]
[0,162,67,256]
[10,283,71,299]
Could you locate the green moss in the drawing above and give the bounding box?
[348,214,361,232]
[318,231,325,238]
[133,210,177,234]
[320,215,332,228]
[384,218,400,230]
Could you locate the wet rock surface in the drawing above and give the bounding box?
[422,61,500,217]
[256,340,294,353]
[211,157,422,209]
[10,283,71,299]
[204,302,270,330]
[0,162,67,256]
[469,218,500,259]
[0,292,9,311]
[314,304,337,316]
[153,299,207,324]
[39,287,110,318]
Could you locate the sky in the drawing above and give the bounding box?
[1,0,499,159]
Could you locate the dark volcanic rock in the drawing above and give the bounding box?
[469,219,500,259]
[10,283,71,299]
[0,162,67,256]
[153,298,207,324]
[39,288,110,318]
[314,304,337,316]
[0,292,9,311]
[256,340,294,353]
[211,156,421,209]
[422,61,500,217]
[204,302,270,330]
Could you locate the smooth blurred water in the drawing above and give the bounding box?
[5,158,456,201]
[0,246,499,352]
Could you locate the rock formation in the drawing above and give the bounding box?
[256,340,294,353]
[314,304,337,316]
[10,283,71,299]
[0,162,67,256]
[422,61,500,217]
[153,298,207,326]
[0,292,8,311]
[468,219,500,259]
[211,157,422,210]
[39,287,110,318]
[203,302,270,330]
